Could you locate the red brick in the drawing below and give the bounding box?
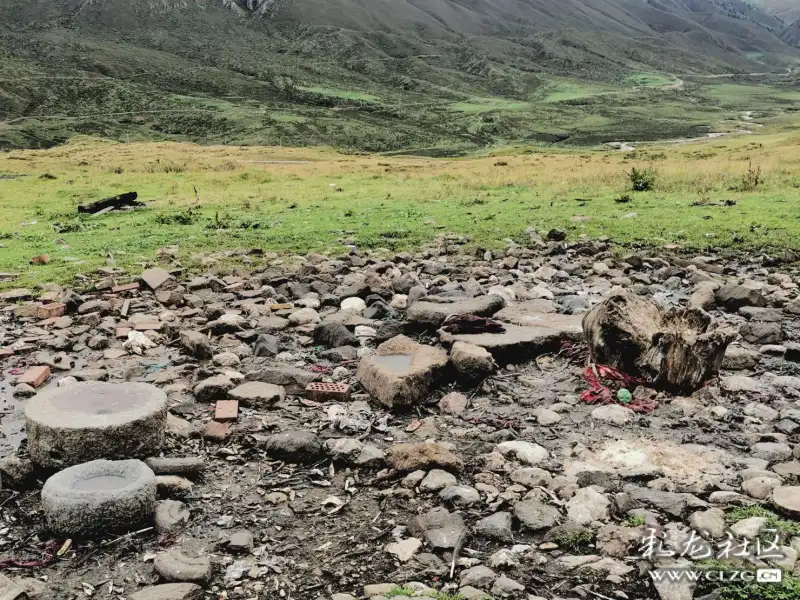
[36,303,66,320]
[214,399,239,422]
[305,382,351,403]
[116,327,132,338]
[17,365,51,388]
[112,282,140,294]
[202,420,230,442]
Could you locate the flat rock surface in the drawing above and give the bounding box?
[494,306,583,330]
[356,335,448,407]
[440,321,581,360]
[25,381,167,467]
[407,295,505,326]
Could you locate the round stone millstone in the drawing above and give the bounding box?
[41,459,157,537]
[25,381,168,467]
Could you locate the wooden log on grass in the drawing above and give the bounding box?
[77,192,143,214]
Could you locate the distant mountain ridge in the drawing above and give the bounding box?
[1,0,798,151]
[4,0,794,61]
[758,0,800,22]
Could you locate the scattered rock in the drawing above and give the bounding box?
[226,529,254,554]
[264,431,323,463]
[408,507,466,549]
[716,283,765,311]
[145,457,205,477]
[475,512,513,542]
[356,335,449,408]
[773,486,800,517]
[491,575,525,596]
[386,442,464,473]
[193,375,234,402]
[591,404,634,425]
[41,459,156,537]
[154,500,190,534]
[450,341,497,378]
[228,381,285,407]
[0,574,26,600]
[440,485,481,506]
[566,487,610,525]
[140,268,173,291]
[25,382,167,467]
[438,391,468,415]
[419,469,457,492]
[127,583,202,600]
[514,499,561,531]
[742,476,781,500]
[494,441,548,465]
[154,551,212,584]
[460,565,497,588]
[386,537,422,562]
[688,508,726,538]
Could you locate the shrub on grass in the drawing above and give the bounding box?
[628,166,656,191]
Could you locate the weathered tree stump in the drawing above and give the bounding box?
[582,291,736,393]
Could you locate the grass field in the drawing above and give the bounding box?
[2,127,800,290]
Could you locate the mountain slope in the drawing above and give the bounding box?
[0,0,797,151]
[758,0,800,22]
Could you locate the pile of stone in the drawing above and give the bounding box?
[0,237,800,599]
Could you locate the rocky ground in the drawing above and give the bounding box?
[1,232,800,600]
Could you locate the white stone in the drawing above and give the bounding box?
[385,537,422,562]
[566,487,610,525]
[341,297,367,314]
[591,404,634,425]
[494,441,549,465]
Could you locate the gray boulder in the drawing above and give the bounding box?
[264,431,323,463]
[25,382,167,468]
[41,459,156,537]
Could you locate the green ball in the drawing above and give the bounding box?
[617,389,632,404]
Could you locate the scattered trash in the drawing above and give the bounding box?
[124,331,157,355]
[580,364,656,413]
[0,540,59,570]
[441,314,505,334]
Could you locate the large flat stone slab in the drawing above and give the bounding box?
[495,307,582,331]
[407,295,505,326]
[440,316,582,362]
[356,335,448,408]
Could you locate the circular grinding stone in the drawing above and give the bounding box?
[25,381,168,467]
[41,459,156,537]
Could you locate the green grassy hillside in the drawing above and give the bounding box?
[0,0,798,153]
